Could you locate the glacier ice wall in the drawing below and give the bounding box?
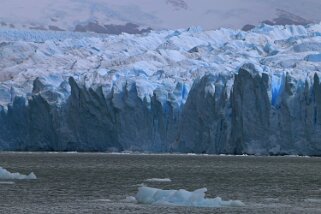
[1,25,321,155]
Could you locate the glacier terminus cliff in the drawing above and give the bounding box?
[1,24,321,155]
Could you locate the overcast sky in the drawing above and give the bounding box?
[1,0,321,30]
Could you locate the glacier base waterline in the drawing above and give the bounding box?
[2,24,321,155]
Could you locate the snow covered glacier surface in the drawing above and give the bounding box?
[2,24,321,155]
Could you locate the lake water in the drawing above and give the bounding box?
[1,153,321,213]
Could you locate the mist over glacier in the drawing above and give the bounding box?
[1,23,321,155]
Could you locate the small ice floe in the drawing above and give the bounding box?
[132,183,145,188]
[145,178,172,182]
[122,196,137,203]
[135,186,245,208]
[66,151,78,154]
[0,181,15,185]
[264,198,279,202]
[304,198,321,203]
[0,166,37,180]
[93,199,112,202]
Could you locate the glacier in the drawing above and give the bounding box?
[1,24,321,155]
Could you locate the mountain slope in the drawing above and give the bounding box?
[1,0,321,33]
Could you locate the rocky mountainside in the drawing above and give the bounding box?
[1,0,321,33]
[242,9,314,31]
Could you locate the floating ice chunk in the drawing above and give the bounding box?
[135,186,245,208]
[94,199,112,202]
[0,166,37,180]
[304,198,321,203]
[145,178,172,182]
[0,181,15,184]
[122,196,137,203]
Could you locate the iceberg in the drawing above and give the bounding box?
[0,166,37,180]
[135,186,245,208]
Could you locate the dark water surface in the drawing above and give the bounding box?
[1,153,321,213]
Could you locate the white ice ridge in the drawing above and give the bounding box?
[1,23,321,107]
[0,166,37,180]
[145,178,172,182]
[135,186,244,208]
